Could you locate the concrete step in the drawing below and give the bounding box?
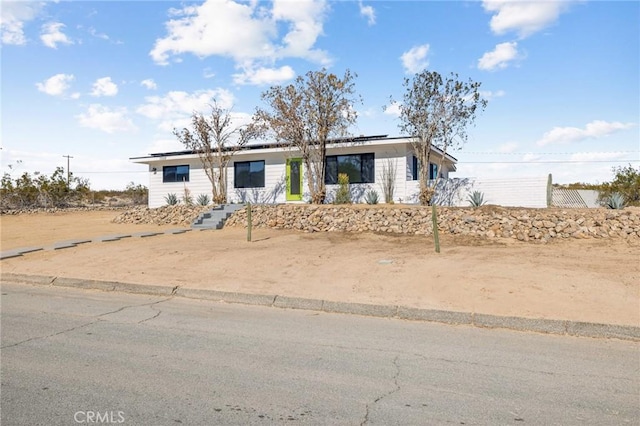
[191,204,245,230]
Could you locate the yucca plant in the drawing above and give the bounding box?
[334,173,352,204]
[164,193,178,206]
[468,191,486,207]
[196,193,211,206]
[365,189,379,204]
[606,192,625,209]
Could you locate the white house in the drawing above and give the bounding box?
[130,135,457,208]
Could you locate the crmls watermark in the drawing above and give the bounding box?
[74,411,125,424]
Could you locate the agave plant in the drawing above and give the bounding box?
[467,191,486,207]
[365,189,379,205]
[164,193,178,206]
[196,193,211,206]
[606,192,625,210]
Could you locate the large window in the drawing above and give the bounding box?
[410,156,438,181]
[234,160,265,188]
[163,165,189,183]
[325,153,375,184]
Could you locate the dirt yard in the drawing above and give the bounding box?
[1,210,638,326]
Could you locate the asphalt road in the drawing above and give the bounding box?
[1,283,638,426]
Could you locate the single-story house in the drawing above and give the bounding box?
[130,135,457,208]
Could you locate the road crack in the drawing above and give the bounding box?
[1,297,173,349]
[361,356,401,425]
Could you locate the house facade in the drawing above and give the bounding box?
[130,135,457,208]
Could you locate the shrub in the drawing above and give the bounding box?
[381,158,396,203]
[598,165,640,206]
[182,186,193,206]
[165,193,178,206]
[365,189,379,204]
[125,182,148,205]
[606,192,625,210]
[468,191,486,207]
[196,193,211,206]
[334,173,352,204]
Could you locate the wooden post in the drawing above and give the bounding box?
[247,202,252,242]
[431,204,440,253]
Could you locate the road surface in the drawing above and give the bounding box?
[1,282,638,425]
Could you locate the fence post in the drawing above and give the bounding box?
[247,202,252,242]
[546,174,553,207]
[431,204,440,253]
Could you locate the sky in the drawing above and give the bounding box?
[1,0,638,190]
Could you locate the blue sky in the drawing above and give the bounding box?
[1,0,638,190]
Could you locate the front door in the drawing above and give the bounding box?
[286,158,303,201]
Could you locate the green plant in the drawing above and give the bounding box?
[334,173,352,204]
[365,189,379,204]
[598,165,639,207]
[125,182,148,205]
[467,191,486,207]
[381,158,396,203]
[182,185,193,206]
[196,193,211,206]
[165,193,178,206]
[606,192,625,210]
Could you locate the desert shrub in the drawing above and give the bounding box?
[365,189,379,205]
[125,182,148,205]
[468,191,486,207]
[182,186,193,206]
[334,173,351,204]
[606,192,625,210]
[381,158,396,203]
[165,193,179,206]
[0,167,89,209]
[196,193,211,206]
[598,165,640,207]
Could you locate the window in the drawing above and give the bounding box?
[234,160,265,188]
[410,156,439,181]
[163,165,189,183]
[325,153,375,184]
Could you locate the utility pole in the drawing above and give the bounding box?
[62,155,73,187]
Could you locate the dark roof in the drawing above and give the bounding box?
[130,134,458,162]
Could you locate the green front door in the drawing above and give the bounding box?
[286,158,303,201]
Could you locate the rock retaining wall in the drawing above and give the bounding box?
[112,205,210,226]
[224,205,640,241]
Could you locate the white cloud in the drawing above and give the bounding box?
[88,27,109,40]
[536,120,636,146]
[482,0,575,39]
[76,104,137,133]
[358,1,376,26]
[140,79,157,90]
[233,65,295,85]
[384,101,401,117]
[150,0,330,79]
[1,1,42,45]
[478,42,519,71]
[203,68,216,79]
[90,77,118,97]
[36,73,75,97]
[136,89,235,132]
[40,22,73,49]
[400,44,430,74]
[480,89,506,101]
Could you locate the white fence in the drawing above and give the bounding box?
[406,176,550,208]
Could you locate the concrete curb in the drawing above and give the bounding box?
[2,273,638,342]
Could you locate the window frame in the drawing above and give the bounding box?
[325,153,375,184]
[162,165,190,183]
[234,160,266,189]
[410,156,439,181]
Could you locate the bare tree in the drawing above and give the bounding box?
[255,69,361,204]
[391,71,487,205]
[173,101,256,204]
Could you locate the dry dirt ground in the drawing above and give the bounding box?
[1,211,638,326]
